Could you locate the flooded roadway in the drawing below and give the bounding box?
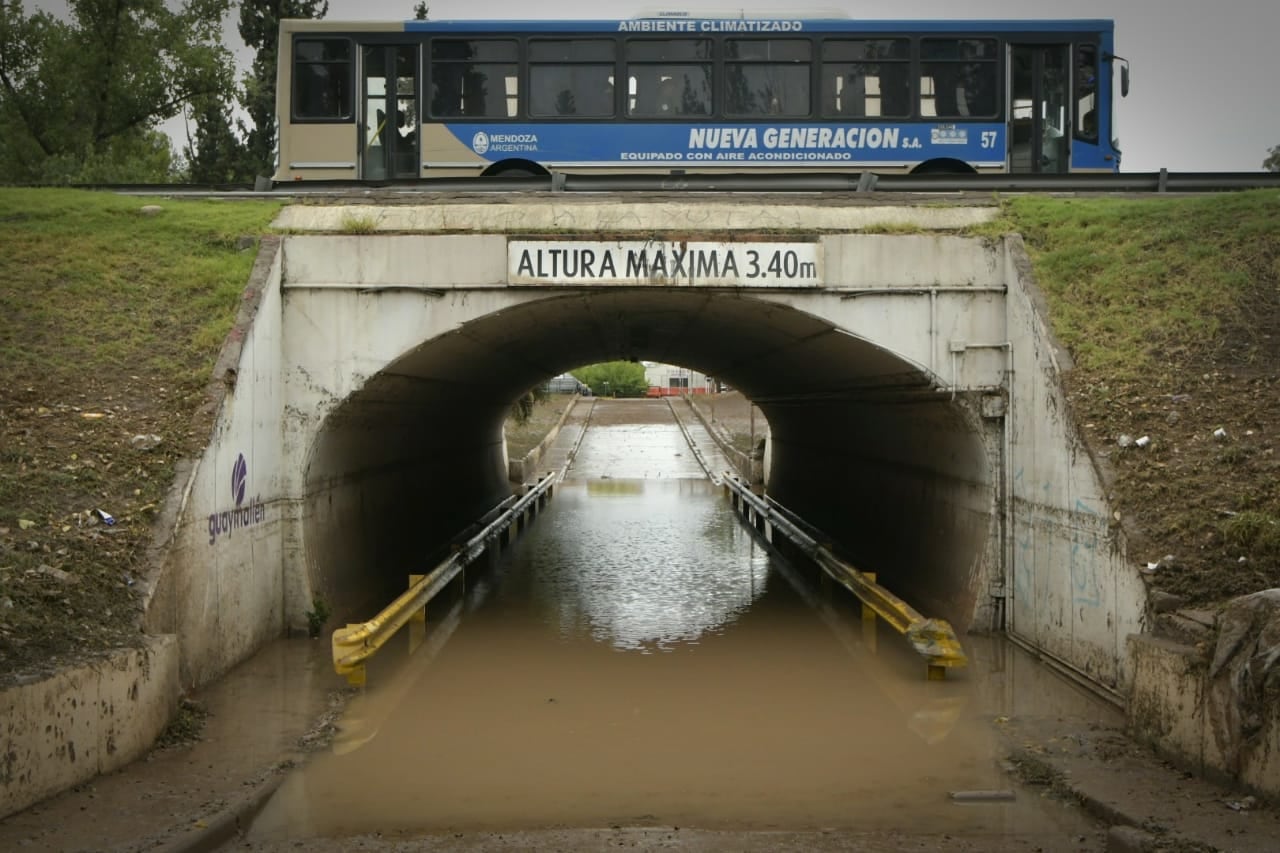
[243,399,1114,850]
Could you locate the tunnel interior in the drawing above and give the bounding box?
[302,290,995,630]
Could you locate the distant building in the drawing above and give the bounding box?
[642,362,716,397]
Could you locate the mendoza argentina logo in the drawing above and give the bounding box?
[208,452,267,545]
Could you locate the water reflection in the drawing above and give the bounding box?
[515,479,770,651]
[244,410,1112,844]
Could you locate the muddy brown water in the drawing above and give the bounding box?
[245,400,1113,844]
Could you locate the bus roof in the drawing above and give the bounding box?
[396,18,1115,35]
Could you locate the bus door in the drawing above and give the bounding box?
[361,44,419,180]
[1009,44,1070,173]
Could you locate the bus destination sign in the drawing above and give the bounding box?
[508,240,822,287]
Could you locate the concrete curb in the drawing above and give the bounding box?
[1104,825,1158,853]
[682,396,754,480]
[1006,735,1269,853]
[508,394,582,481]
[1064,782,1198,853]
[108,766,286,853]
[160,770,285,853]
[1036,763,1141,833]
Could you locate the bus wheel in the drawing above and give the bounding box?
[911,158,977,175]
[483,161,547,179]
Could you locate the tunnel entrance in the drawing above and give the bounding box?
[151,213,1141,698]
[300,290,997,636]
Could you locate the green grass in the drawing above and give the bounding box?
[973,191,1280,604]
[340,211,381,233]
[0,189,282,387]
[1223,511,1280,560]
[972,191,1280,380]
[860,221,927,235]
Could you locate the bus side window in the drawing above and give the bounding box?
[920,38,998,119]
[724,38,811,118]
[294,38,353,120]
[627,67,709,117]
[429,39,518,119]
[1075,44,1099,141]
[821,39,910,119]
[625,39,713,118]
[529,40,616,118]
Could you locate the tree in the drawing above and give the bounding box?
[413,3,429,19]
[0,0,235,183]
[572,361,649,397]
[509,384,548,425]
[238,1,328,180]
[1265,146,1280,172]
[185,94,253,184]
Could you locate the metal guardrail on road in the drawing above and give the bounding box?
[722,474,967,679]
[98,169,1280,197]
[331,473,556,686]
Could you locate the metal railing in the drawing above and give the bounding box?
[101,169,1280,197]
[664,397,721,485]
[721,474,967,679]
[331,472,556,685]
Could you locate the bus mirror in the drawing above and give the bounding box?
[1105,53,1131,98]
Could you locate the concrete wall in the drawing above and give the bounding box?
[754,235,1010,633]
[1132,632,1280,794]
[277,279,540,625]
[1002,237,1148,691]
[272,200,997,235]
[0,636,179,819]
[134,207,1146,702]
[1128,595,1280,796]
[268,225,1144,691]
[143,243,288,688]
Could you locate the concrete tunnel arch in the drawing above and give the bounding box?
[301,288,995,633]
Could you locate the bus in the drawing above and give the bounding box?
[273,14,1128,183]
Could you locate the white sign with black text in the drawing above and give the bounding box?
[508,240,822,287]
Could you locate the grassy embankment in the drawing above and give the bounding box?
[972,192,1279,606]
[0,189,281,680]
[0,189,1276,684]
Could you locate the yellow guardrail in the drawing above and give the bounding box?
[332,473,555,686]
[722,474,967,679]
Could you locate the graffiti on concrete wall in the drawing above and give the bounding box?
[207,452,268,545]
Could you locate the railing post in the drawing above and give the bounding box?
[453,566,467,604]
[862,571,878,653]
[409,573,427,654]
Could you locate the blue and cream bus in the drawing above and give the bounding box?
[273,14,1128,182]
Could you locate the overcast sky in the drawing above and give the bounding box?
[31,0,1280,171]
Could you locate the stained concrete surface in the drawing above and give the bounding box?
[0,638,340,853]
